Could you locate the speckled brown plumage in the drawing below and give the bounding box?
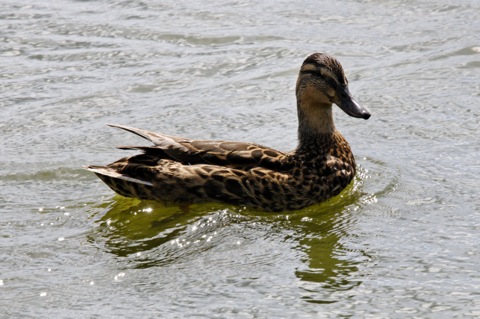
[87,53,370,212]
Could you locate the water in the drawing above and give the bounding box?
[1,0,479,317]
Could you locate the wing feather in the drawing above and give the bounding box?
[109,124,288,169]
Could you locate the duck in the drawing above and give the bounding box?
[86,53,371,212]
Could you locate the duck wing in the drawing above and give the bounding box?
[109,124,288,170]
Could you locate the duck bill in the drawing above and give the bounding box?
[337,86,371,120]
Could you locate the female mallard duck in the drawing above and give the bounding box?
[87,53,370,212]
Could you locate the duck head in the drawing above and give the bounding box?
[296,53,371,124]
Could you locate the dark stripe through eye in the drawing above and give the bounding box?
[301,68,338,90]
[301,69,321,76]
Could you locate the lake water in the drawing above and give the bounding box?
[1,0,479,317]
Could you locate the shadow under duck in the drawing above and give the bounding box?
[87,53,371,212]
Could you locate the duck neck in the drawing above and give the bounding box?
[296,101,337,156]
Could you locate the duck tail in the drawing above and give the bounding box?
[85,165,154,199]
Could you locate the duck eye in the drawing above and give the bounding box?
[302,69,321,77]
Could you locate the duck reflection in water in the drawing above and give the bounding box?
[89,177,371,304]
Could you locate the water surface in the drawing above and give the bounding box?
[1,0,479,317]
